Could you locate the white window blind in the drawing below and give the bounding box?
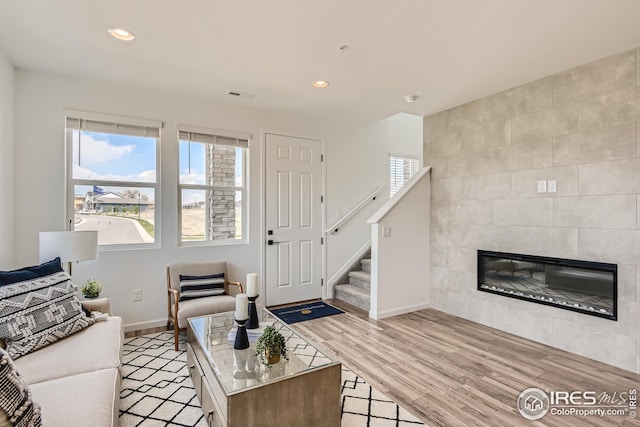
[389,155,420,197]
[66,118,160,138]
[178,130,249,148]
[65,110,162,138]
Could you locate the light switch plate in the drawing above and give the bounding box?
[383,227,391,237]
[537,180,547,193]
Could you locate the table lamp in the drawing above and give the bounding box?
[39,230,98,275]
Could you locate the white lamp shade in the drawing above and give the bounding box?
[39,231,98,264]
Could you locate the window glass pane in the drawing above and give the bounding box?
[72,130,156,183]
[181,189,242,242]
[179,140,206,185]
[73,185,155,245]
[233,191,243,240]
[181,189,206,241]
[389,155,419,197]
[179,140,243,187]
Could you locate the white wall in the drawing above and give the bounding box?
[14,70,327,330]
[325,112,422,288]
[12,69,422,330]
[384,113,424,162]
[369,169,430,319]
[0,48,14,269]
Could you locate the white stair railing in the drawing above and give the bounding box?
[326,186,384,235]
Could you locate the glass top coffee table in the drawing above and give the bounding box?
[187,309,341,427]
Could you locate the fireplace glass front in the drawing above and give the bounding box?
[477,250,617,320]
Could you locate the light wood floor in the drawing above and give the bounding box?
[293,299,640,427]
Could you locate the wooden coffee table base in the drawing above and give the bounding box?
[187,312,341,427]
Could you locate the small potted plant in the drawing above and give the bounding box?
[81,279,103,299]
[255,325,288,366]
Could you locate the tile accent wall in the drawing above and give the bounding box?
[424,48,640,373]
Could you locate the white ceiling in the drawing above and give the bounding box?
[1,0,640,126]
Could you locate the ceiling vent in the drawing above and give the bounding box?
[227,90,255,100]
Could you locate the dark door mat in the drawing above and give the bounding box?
[269,302,344,324]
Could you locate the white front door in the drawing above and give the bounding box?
[265,133,323,306]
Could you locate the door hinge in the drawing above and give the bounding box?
[321,278,324,286]
[321,237,324,245]
[321,154,324,162]
[320,195,324,203]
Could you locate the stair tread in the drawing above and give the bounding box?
[335,283,370,311]
[360,258,371,273]
[348,270,371,280]
[335,284,370,298]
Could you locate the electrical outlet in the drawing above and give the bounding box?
[547,180,557,193]
[383,226,392,237]
[133,289,142,302]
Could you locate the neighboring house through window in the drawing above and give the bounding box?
[178,126,249,245]
[65,111,162,248]
[389,154,420,197]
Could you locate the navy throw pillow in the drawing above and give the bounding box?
[0,257,64,286]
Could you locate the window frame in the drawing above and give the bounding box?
[177,125,250,247]
[65,110,162,251]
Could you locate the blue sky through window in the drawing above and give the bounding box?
[178,140,243,186]
[72,131,157,200]
[179,140,206,184]
[73,131,156,182]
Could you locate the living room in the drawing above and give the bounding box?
[1,2,640,426]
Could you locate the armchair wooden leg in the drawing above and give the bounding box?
[174,321,180,351]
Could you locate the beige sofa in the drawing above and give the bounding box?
[1,298,123,427]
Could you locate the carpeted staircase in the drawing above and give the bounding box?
[334,256,371,312]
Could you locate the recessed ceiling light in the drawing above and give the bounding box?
[313,80,329,88]
[108,27,136,42]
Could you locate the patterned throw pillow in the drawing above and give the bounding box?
[0,271,95,359]
[179,273,226,301]
[0,348,42,427]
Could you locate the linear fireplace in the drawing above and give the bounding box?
[477,250,617,321]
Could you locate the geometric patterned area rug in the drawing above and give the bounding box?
[119,331,425,427]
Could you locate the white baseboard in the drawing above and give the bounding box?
[327,240,371,293]
[123,307,266,334]
[124,318,167,333]
[369,302,430,320]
